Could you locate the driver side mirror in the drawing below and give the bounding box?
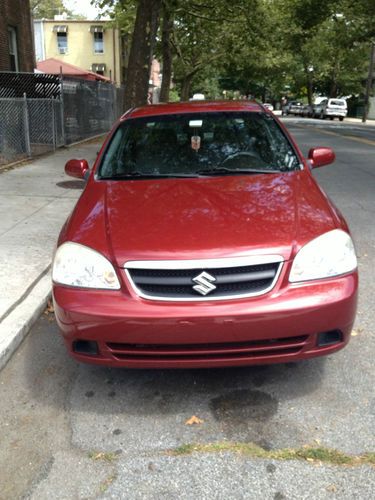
[308,147,335,168]
[65,159,90,180]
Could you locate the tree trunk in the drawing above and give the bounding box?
[330,80,338,98]
[159,4,174,102]
[123,0,161,110]
[307,73,313,106]
[180,73,194,101]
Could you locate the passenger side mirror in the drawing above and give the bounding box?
[308,147,335,168]
[65,159,90,179]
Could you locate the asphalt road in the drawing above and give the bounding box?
[1,121,374,499]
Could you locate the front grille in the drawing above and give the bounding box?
[125,257,282,300]
[106,335,308,362]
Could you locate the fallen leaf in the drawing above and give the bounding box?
[185,415,204,425]
[306,457,314,462]
[351,327,363,337]
[326,484,337,493]
[46,300,54,313]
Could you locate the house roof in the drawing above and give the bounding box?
[36,58,110,82]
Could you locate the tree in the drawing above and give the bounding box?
[169,0,244,100]
[123,0,161,109]
[159,0,175,102]
[96,0,161,109]
[95,0,375,106]
[31,0,73,19]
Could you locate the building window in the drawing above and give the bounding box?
[90,26,104,53]
[91,63,106,76]
[53,25,68,54]
[57,32,68,54]
[94,32,104,53]
[8,27,19,72]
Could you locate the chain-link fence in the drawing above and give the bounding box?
[63,78,119,144]
[0,72,125,166]
[0,98,28,165]
[0,96,65,165]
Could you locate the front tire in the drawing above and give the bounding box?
[339,117,344,122]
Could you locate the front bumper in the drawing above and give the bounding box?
[53,265,358,369]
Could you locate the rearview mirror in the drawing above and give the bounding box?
[65,159,90,179]
[308,147,335,168]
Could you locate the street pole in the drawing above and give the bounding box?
[362,41,375,123]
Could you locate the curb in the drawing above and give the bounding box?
[0,272,52,371]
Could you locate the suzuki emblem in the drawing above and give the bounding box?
[192,271,217,296]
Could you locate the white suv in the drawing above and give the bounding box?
[315,98,348,121]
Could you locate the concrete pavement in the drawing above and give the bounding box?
[0,140,101,370]
[0,121,374,499]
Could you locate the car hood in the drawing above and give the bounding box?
[66,172,337,266]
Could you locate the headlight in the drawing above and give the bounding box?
[289,229,357,283]
[52,242,120,289]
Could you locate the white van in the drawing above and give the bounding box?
[314,98,348,121]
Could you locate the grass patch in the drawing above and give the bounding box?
[170,442,374,467]
[363,452,375,465]
[98,473,117,494]
[88,451,119,463]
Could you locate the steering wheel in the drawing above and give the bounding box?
[220,151,261,167]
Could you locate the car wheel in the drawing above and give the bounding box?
[339,117,344,122]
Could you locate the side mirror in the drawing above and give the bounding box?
[308,147,335,168]
[65,159,90,179]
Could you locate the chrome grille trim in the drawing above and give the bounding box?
[124,255,284,302]
[124,255,283,270]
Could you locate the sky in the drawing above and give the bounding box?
[64,0,105,19]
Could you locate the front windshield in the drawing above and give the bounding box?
[98,111,300,178]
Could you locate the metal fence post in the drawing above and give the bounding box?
[113,84,117,122]
[59,72,66,145]
[23,93,31,157]
[52,100,56,150]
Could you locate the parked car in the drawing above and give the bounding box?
[263,102,274,111]
[53,100,358,369]
[289,101,304,116]
[313,98,347,121]
[301,104,314,118]
[281,101,299,116]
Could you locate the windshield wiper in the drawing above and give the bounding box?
[196,167,282,176]
[100,171,198,180]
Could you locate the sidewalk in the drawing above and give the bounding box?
[0,140,102,370]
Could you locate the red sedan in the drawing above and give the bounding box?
[52,101,358,368]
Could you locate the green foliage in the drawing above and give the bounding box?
[31,0,74,19]
[168,88,180,101]
[102,0,374,102]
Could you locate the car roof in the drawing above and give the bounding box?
[121,100,264,121]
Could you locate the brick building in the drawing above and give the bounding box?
[0,0,35,72]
